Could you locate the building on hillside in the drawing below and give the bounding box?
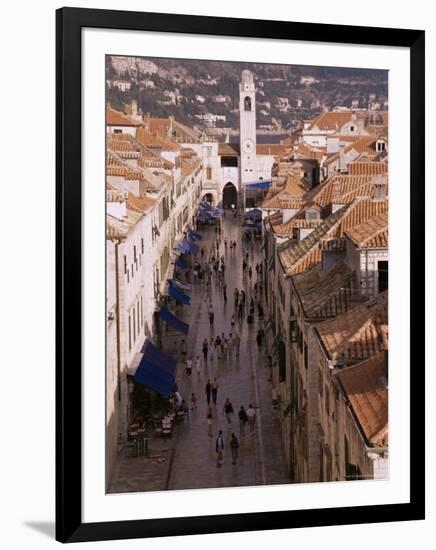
[300,111,388,148]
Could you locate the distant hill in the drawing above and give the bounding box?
[106,56,388,132]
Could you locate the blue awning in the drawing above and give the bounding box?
[244,208,263,219]
[244,180,271,190]
[172,278,192,291]
[180,239,199,255]
[159,307,189,335]
[134,358,175,397]
[178,241,190,254]
[175,258,189,270]
[188,228,202,241]
[141,339,176,376]
[168,284,191,305]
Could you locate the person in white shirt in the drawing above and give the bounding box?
[246,403,256,433]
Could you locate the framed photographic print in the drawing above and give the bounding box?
[56,7,425,543]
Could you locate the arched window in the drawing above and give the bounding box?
[244,96,251,111]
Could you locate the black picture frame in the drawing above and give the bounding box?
[56,7,425,543]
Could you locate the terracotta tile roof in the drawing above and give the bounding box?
[294,142,326,160]
[345,212,388,248]
[293,261,355,319]
[307,111,364,131]
[106,209,143,238]
[146,117,203,142]
[261,172,309,209]
[126,192,156,213]
[136,127,181,151]
[315,291,388,361]
[348,161,388,176]
[256,143,286,156]
[273,218,323,235]
[337,351,388,447]
[278,199,388,275]
[320,237,346,251]
[304,173,384,208]
[107,106,143,127]
[218,143,240,155]
[278,205,348,273]
[181,158,202,178]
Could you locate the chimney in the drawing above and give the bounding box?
[131,99,138,120]
[168,116,174,137]
[339,143,346,172]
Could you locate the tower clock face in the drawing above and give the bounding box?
[242,138,255,154]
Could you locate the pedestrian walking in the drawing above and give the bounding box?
[215,335,221,358]
[181,339,187,361]
[209,336,215,361]
[208,303,214,325]
[216,430,224,467]
[202,338,208,362]
[212,378,219,405]
[205,379,212,406]
[207,406,213,437]
[201,246,205,259]
[237,301,244,319]
[230,433,240,465]
[195,355,201,375]
[223,398,234,424]
[234,288,239,307]
[191,393,198,411]
[231,314,236,330]
[239,406,248,435]
[224,238,228,250]
[256,329,262,348]
[247,403,256,433]
[185,357,192,376]
[248,266,253,281]
[223,283,227,302]
[240,290,246,306]
[234,333,241,357]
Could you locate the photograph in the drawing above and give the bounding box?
[105,55,389,494]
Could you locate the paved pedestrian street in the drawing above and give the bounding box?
[109,213,291,493]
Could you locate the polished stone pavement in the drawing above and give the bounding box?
[109,213,291,493]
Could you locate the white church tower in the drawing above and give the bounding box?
[239,70,257,186]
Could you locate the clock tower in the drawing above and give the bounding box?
[239,69,257,186]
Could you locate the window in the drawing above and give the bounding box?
[378,260,388,293]
[132,307,136,342]
[128,315,132,351]
[244,96,251,111]
[206,167,212,180]
[140,296,143,327]
[350,125,354,132]
[141,238,144,254]
[123,255,127,274]
[290,320,297,343]
[278,341,286,383]
[113,129,122,134]
[137,302,140,335]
